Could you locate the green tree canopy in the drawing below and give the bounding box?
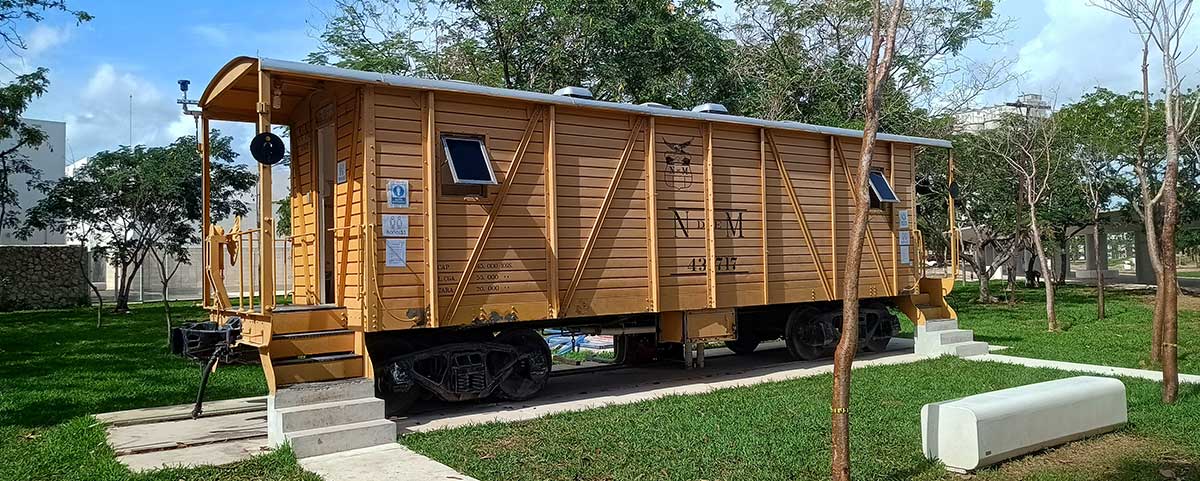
[21,131,255,311]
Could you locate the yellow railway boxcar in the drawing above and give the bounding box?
[196,57,959,416]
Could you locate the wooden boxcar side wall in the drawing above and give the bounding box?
[358,87,920,330]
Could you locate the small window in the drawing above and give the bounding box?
[868,170,900,207]
[441,136,498,185]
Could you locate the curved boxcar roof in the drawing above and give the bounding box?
[202,56,952,149]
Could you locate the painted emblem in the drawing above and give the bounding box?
[662,137,695,191]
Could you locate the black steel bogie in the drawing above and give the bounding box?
[379,341,536,402]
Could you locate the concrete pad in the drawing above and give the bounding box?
[96,396,267,427]
[966,354,1200,384]
[396,340,925,433]
[119,437,270,472]
[301,444,479,481]
[107,410,267,455]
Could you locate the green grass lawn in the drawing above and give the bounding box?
[0,301,289,481]
[403,357,1200,481]
[948,282,1200,373]
[0,301,267,428]
[1180,271,1200,279]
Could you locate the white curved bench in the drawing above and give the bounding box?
[921,376,1127,472]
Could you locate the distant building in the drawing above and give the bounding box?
[954,94,1052,132]
[0,118,66,245]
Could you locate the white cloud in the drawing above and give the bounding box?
[1011,1,1200,103]
[65,64,186,158]
[26,25,70,57]
[191,24,232,47]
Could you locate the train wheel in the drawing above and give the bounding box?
[377,340,423,417]
[494,328,551,401]
[725,316,760,354]
[784,307,825,361]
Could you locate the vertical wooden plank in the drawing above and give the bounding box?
[257,70,275,311]
[645,117,660,311]
[890,142,897,295]
[544,105,559,318]
[828,136,838,295]
[703,122,717,308]
[201,115,211,308]
[423,91,440,327]
[337,90,360,306]
[361,86,378,332]
[759,128,769,305]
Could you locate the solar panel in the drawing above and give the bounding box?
[442,136,498,185]
[868,170,900,204]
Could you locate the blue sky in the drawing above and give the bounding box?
[11,0,1196,167]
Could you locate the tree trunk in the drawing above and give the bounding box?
[1057,234,1069,286]
[978,269,992,302]
[1160,120,1181,403]
[831,2,904,479]
[1092,221,1105,320]
[1028,206,1057,331]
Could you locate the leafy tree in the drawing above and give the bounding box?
[729,0,1010,132]
[22,131,255,312]
[975,112,1065,331]
[946,133,1021,302]
[310,0,741,110]
[276,194,291,237]
[0,1,92,239]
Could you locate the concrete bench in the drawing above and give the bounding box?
[921,376,1127,472]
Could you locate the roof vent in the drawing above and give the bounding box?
[692,103,728,114]
[553,86,594,99]
[640,102,672,109]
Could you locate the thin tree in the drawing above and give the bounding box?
[1079,156,1110,319]
[831,1,904,480]
[978,112,1063,331]
[1098,0,1194,402]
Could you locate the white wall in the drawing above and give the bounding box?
[0,118,66,245]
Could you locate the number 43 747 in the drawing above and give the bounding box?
[689,256,737,272]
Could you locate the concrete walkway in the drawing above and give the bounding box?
[966,353,1200,384]
[301,444,479,481]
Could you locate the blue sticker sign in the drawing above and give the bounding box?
[388,180,410,208]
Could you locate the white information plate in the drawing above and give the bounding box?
[382,214,409,237]
[899,231,910,246]
[898,209,910,229]
[336,160,347,184]
[385,239,407,267]
[388,180,410,208]
[900,245,911,265]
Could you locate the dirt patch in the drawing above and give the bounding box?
[954,433,1197,481]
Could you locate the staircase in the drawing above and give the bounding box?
[267,377,396,458]
[899,278,989,358]
[262,305,392,458]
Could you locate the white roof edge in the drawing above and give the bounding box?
[259,57,953,149]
